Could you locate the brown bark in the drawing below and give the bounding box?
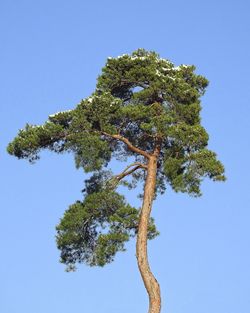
[102,130,162,312]
[136,155,161,313]
[101,131,151,159]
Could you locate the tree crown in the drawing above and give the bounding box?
[7,49,225,270]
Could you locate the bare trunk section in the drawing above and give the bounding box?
[136,156,161,313]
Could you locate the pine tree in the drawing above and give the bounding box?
[7,49,225,313]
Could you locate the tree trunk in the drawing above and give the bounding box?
[136,155,161,313]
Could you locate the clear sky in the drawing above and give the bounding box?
[1,1,250,312]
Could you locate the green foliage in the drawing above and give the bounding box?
[7,48,225,269]
[56,191,158,270]
[7,122,67,162]
[163,148,226,196]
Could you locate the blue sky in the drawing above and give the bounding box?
[1,1,250,312]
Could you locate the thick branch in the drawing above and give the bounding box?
[101,131,151,159]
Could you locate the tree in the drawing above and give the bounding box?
[7,49,225,313]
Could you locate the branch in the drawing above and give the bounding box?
[152,136,162,157]
[108,162,147,189]
[101,131,151,159]
[116,162,147,180]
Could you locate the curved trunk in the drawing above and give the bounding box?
[136,156,161,313]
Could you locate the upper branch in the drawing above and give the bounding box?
[101,131,151,159]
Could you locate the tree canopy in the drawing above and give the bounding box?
[7,49,225,271]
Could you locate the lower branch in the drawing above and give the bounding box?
[108,162,147,189]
